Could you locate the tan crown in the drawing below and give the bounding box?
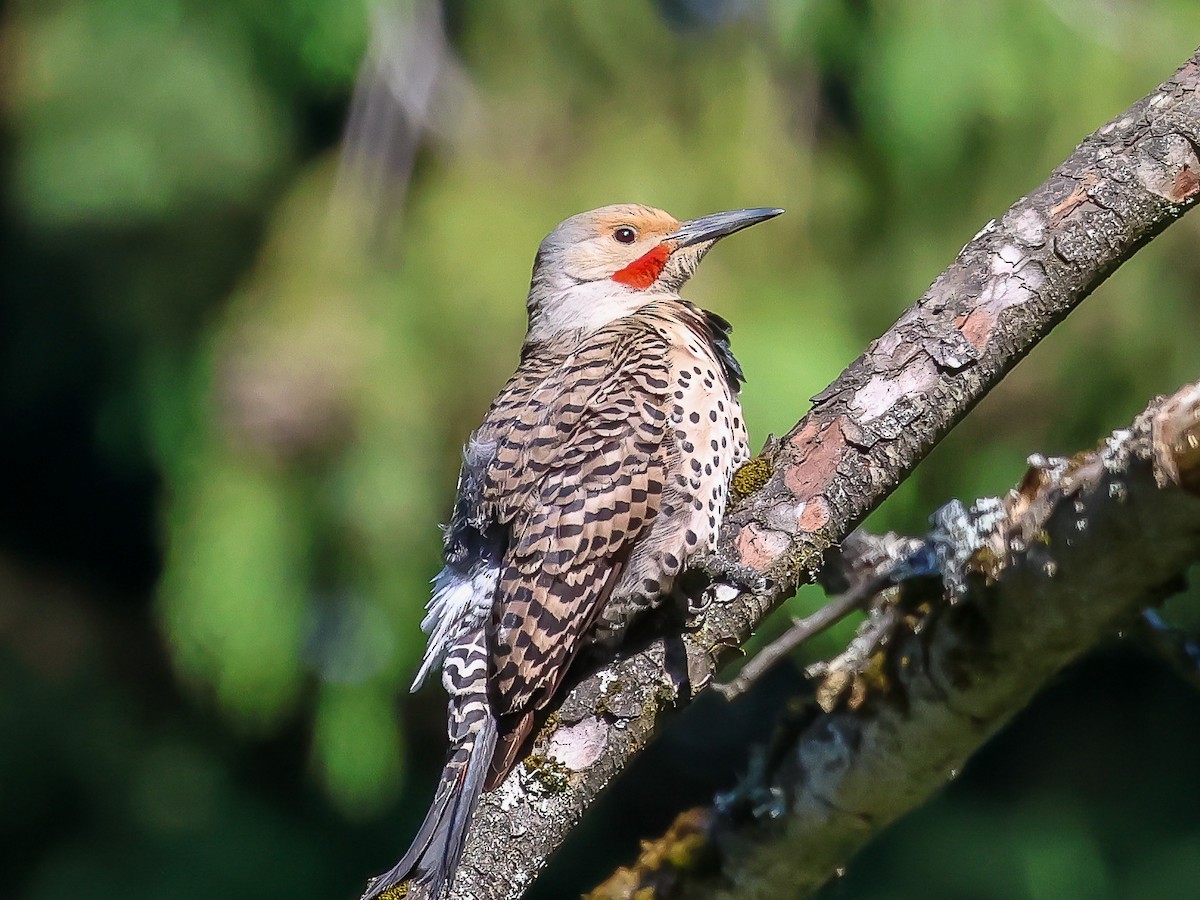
[536,204,681,282]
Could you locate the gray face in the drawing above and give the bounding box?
[524,203,783,341]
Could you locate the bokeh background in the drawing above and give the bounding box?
[3,1,1200,897]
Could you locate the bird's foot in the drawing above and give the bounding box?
[681,557,771,626]
[704,556,771,599]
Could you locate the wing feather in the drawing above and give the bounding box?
[480,322,672,720]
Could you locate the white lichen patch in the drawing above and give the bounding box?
[1103,428,1134,471]
[850,364,937,423]
[496,774,526,813]
[1027,452,1070,481]
[761,499,806,534]
[976,246,1043,314]
[995,243,1026,270]
[1006,206,1047,247]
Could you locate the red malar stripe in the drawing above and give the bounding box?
[611,243,670,289]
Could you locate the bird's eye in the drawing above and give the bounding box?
[613,226,637,244]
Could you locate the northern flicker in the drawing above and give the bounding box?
[362,203,783,900]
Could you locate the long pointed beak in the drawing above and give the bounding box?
[668,207,784,247]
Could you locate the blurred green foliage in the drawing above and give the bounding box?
[3,0,1200,897]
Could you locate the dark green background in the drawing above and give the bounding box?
[2,1,1199,897]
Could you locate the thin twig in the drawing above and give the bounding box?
[712,574,886,699]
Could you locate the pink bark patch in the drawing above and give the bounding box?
[546,719,607,772]
[957,308,997,352]
[736,523,790,571]
[786,418,849,499]
[796,496,831,532]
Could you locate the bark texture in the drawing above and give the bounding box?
[450,49,1200,900]
[589,380,1200,899]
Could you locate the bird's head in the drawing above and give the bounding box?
[525,203,783,343]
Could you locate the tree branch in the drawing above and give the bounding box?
[587,379,1200,899]
[450,48,1200,900]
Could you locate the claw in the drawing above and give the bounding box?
[709,558,771,596]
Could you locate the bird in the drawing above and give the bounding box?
[362,203,783,900]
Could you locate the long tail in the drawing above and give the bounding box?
[362,631,497,900]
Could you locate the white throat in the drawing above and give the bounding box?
[526,279,667,344]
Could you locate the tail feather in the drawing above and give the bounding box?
[361,716,497,899]
[485,709,535,792]
[362,631,496,900]
[438,716,497,888]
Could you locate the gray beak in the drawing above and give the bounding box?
[668,207,784,247]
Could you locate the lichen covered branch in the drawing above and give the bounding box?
[589,380,1200,900]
